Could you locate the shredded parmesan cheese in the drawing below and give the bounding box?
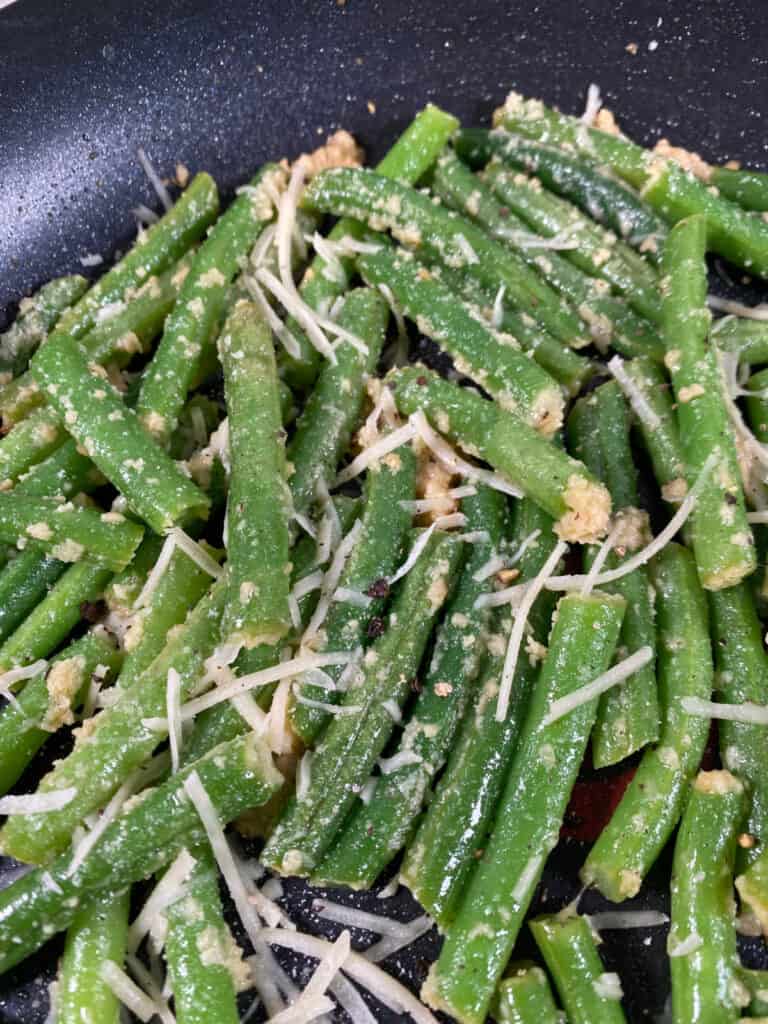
[681,695,768,725]
[334,424,416,486]
[708,296,768,320]
[136,148,173,211]
[303,520,364,641]
[544,646,654,726]
[166,668,183,774]
[101,961,166,1023]
[127,848,197,953]
[0,787,76,815]
[497,541,568,721]
[607,355,662,432]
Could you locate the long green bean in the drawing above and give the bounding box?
[669,770,747,1024]
[58,890,130,1024]
[493,963,563,1024]
[389,364,612,542]
[0,274,88,381]
[423,590,625,1024]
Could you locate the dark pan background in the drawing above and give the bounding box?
[1,1,767,1020]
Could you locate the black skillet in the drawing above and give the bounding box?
[1,1,767,1020]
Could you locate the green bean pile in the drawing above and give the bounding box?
[1,89,768,1024]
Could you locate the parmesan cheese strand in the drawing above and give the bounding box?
[265,930,350,1024]
[581,82,603,125]
[67,775,138,877]
[409,411,523,498]
[0,658,49,692]
[588,910,670,931]
[166,667,183,774]
[681,695,768,725]
[387,513,465,588]
[259,928,439,1024]
[312,899,415,937]
[333,424,416,486]
[491,285,506,329]
[136,147,173,212]
[607,355,662,432]
[243,274,303,359]
[127,848,196,953]
[543,646,654,726]
[180,652,356,721]
[707,295,768,320]
[378,750,423,775]
[292,686,363,717]
[398,485,477,513]
[168,528,224,579]
[473,528,541,583]
[101,961,165,1024]
[304,520,364,641]
[581,520,624,597]
[748,511,768,524]
[0,787,76,815]
[329,973,378,1024]
[364,915,434,963]
[258,267,338,364]
[497,541,569,722]
[183,771,278,938]
[332,587,373,608]
[545,449,719,592]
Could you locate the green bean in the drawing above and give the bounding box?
[305,167,590,349]
[456,130,667,253]
[0,631,122,796]
[0,408,66,486]
[423,590,625,1024]
[530,914,627,1024]
[0,493,144,571]
[281,103,460,390]
[568,383,658,766]
[499,90,768,273]
[56,174,219,343]
[712,316,768,366]
[0,731,282,974]
[290,444,417,744]
[737,847,768,937]
[431,263,593,395]
[58,890,130,1024]
[0,549,66,647]
[0,581,226,865]
[643,160,768,278]
[219,301,292,648]
[400,499,559,926]
[137,167,278,445]
[0,559,113,672]
[581,544,713,901]
[711,166,768,211]
[491,91,660,189]
[492,963,562,1024]
[388,364,612,542]
[104,535,164,614]
[0,274,88,381]
[314,485,508,888]
[263,531,463,876]
[117,541,221,691]
[661,213,755,589]
[15,436,103,501]
[287,287,389,519]
[621,357,687,498]
[165,845,245,1024]
[431,149,664,361]
[481,160,662,324]
[355,239,564,436]
[670,770,747,1024]
[0,255,194,431]
[709,583,768,867]
[739,968,768,1015]
[30,331,210,533]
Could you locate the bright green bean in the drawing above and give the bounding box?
[0,274,88,380]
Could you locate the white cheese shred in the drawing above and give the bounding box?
[166,667,183,774]
[497,541,568,722]
[127,848,196,953]
[304,520,364,640]
[593,972,624,1001]
[259,928,439,1024]
[363,915,434,963]
[545,450,718,592]
[607,355,662,432]
[707,296,768,320]
[182,650,355,721]
[334,424,416,486]
[67,775,137,877]
[581,520,623,597]
[581,82,603,125]
[681,696,768,725]
[588,910,670,931]
[243,275,302,359]
[101,961,166,1024]
[410,411,522,498]
[0,659,49,691]
[136,147,173,212]
[378,751,423,775]
[292,686,362,717]
[0,787,76,815]
[183,770,274,940]
[544,646,654,726]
